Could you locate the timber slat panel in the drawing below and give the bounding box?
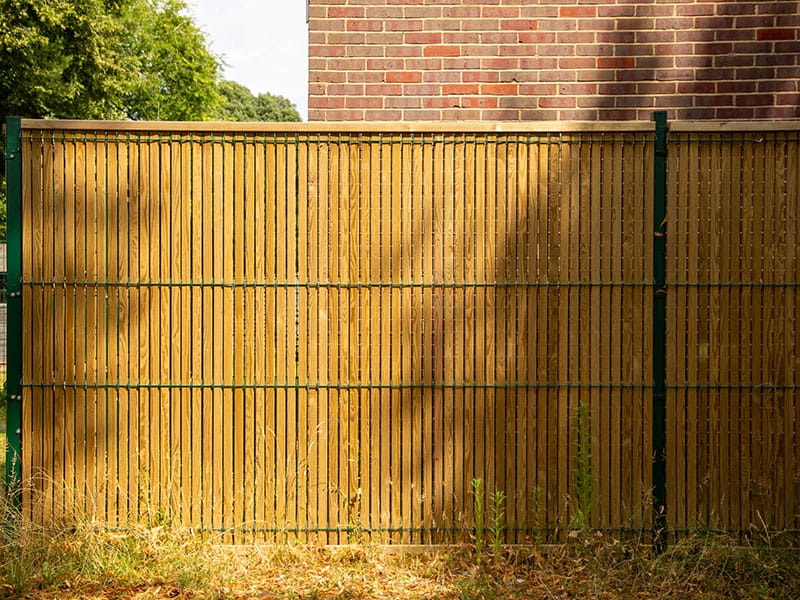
[16,124,798,542]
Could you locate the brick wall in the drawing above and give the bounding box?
[307,0,800,121]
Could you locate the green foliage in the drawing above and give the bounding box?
[570,400,597,530]
[216,79,301,122]
[471,478,485,560]
[488,489,506,559]
[0,0,223,122]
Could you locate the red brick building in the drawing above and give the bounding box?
[307,0,800,121]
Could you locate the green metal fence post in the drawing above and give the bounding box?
[652,111,668,552]
[4,117,23,497]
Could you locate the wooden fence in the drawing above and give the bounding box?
[5,119,799,544]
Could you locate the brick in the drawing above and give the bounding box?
[482,109,524,120]
[558,109,599,120]
[463,71,501,83]
[578,96,615,108]
[422,97,457,109]
[481,32,519,43]
[309,96,346,109]
[578,18,615,31]
[386,97,423,109]
[386,46,423,57]
[678,82,716,94]
[518,32,557,43]
[461,96,499,108]
[347,71,384,83]
[365,6,404,19]
[695,16,734,29]
[363,109,402,120]
[694,42,733,54]
[346,96,383,109]
[519,83,559,95]
[714,29,756,41]
[557,83,597,95]
[309,45,346,57]
[654,95,693,108]
[655,43,694,56]
[735,94,774,106]
[441,109,482,120]
[757,2,800,14]
[520,57,558,69]
[347,19,382,32]
[695,68,736,80]
[598,109,637,120]
[717,81,757,93]
[538,19,577,31]
[423,45,461,57]
[597,32,635,44]
[598,57,635,69]
[385,20,423,32]
[442,6,481,18]
[499,44,539,56]
[405,32,442,44]
[599,83,637,95]
[406,109,446,120]
[755,106,800,118]
[696,94,734,106]
[716,107,755,118]
[444,32,481,44]
[758,80,797,92]
[422,70,459,82]
[656,18,694,30]
[402,84,442,95]
[519,109,559,120]
[775,41,800,53]
[656,69,694,81]
[715,55,755,67]
[616,18,655,30]
[442,83,480,95]
[500,19,539,31]
[735,67,777,80]
[637,31,676,43]
[500,96,540,109]
[599,5,635,18]
[481,58,521,69]
[637,82,677,95]
[386,71,422,83]
[328,6,364,18]
[483,6,520,18]
[736,16,775,28]
[617,69,656,81]
[757,28,795,40]
[616,96,655,108]
[559,57,597,69]
[560,6,595,18]
[776,92,800,104]
[677,108,715,119]
[540,97,576,108]
[481,83,519,95]
[716,3,757,16]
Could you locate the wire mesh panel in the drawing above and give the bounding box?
[18,123,655,542]
[666,130,800,540]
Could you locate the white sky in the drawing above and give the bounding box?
[187,0,309,120]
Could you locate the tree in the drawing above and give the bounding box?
[216,80,301,123]
[0,0,223,121]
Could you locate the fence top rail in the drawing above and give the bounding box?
[671,120,800,132]
[20,119,655,134]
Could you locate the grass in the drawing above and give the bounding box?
[0,380,796,599]
[0,512,797,600]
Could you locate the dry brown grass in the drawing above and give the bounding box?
[0,518,798,600]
